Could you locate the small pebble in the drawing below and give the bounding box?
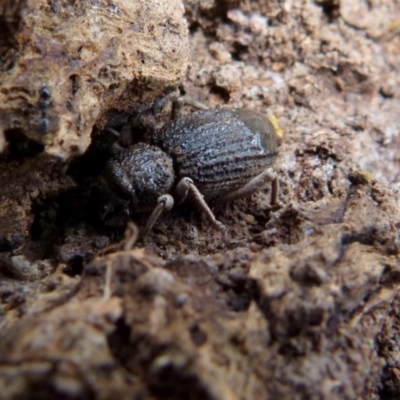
[244,214,256,225]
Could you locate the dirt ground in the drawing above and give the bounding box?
[1,0,400,399]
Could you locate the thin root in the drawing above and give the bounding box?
[96,222,139,258]
[97,222,139,300]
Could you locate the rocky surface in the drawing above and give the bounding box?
[0,0,400,399]
[0,0,189,158]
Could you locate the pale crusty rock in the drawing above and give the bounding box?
[0,0,189,159]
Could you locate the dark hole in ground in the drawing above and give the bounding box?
[29,188,107,265]
[188,20,201,35]
[0,235,23,253]
[30,198,61,242]
[231,42,250,62]
[69,74,80,96]
[3,129,44,160]
[209,85,230,103]
[315,0,340,21]
[62,255,85,276]
[107,317,133,367]
[67,129,116,183]
[378,365,398,400]
[217,274,259,312]
[148,360,215,400]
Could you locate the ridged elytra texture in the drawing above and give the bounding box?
[157,108,279,200]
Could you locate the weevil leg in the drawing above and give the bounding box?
[152,87,180,114]
[222,168,279,206]
[175,177,228,238]
[141,194,174,239]
[172,96,209,119]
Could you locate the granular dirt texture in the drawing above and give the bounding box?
[1,1,400,399]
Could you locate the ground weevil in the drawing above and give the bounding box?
[100,96,280,239]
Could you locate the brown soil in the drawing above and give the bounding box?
[1,1,400,399]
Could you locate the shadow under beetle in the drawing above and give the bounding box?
[100,96,280,239]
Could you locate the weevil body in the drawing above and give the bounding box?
[101,100,280,237]
[156,108,279,201]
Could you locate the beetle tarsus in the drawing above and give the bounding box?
[222,168,278,204]
[141,194,174,240]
